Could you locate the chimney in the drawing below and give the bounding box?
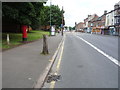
[114,4,119,9]
[104,10,107,15]
[88,15,91,17]
[75,22,77,25]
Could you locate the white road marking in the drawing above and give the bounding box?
[75,35,120,67]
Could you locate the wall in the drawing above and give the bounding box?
[105,11,114,27]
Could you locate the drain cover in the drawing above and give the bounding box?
[47,74,61,83]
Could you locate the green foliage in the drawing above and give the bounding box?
[2,2,44,28]
[64,26,68,29]
[2,30,49,49]
[41,5,65,28]
[18,3,36,25]
[72,26,75,30]
[69,26,73,31]
[51,5,65,26]
[31,2,44,29]
[2,3,18,20]
[40,6,50,26]
[2,2,65,31]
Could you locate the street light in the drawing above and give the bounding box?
[50,0,56,36]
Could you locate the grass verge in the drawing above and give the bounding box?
[1,30,49,50]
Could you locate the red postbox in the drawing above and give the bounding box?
[21,25,28,41]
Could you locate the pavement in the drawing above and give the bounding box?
[2,33,63,88]
[43,32,119,88]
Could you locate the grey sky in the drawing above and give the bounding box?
[45,0,120,27]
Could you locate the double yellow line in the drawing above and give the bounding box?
[49,36,65,89]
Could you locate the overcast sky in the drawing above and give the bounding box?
[45,0,119,27]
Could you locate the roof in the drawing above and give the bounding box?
[117,1,120,5]
[97,17,102,21]
[76,22,85,26]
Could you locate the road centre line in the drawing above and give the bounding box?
[75,35,120,67]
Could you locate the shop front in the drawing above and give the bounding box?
[109,26,116,35]
[91,27,101,34]
[115,26,120,36]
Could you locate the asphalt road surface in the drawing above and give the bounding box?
[43,32,119,88]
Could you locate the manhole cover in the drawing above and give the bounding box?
[47,74,61,83]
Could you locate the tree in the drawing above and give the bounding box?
[42,34,49,55]
[41,5,65,30]
[2,2,44,31]
[72,26,75,30]
[69,26,73,31]
[2,2,65,32]
[3,2,36,25]
[31,2,44,29]
[64,26,68,30]
[41,6,50,26]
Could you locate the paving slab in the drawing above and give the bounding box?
[2,34,63,88]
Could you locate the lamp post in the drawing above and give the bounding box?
[50,0,56,36]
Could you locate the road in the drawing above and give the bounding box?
[43,32,119,88]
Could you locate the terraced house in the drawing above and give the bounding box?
[91,11,107,35]
[84,14,98,33]
[114,1,120,36]
[80,1,120,36]
[105,1,120,36]
[75,22,85,32]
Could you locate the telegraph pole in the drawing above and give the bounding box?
[75,22,77,31]
[61,6,64,36]
[50,0,52,36]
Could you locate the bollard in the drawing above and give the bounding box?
[7,34,10,45]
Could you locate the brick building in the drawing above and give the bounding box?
[114,1,120,36]
[83,14,99,33]
[91,11,107,34]
[76,22,85,32]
